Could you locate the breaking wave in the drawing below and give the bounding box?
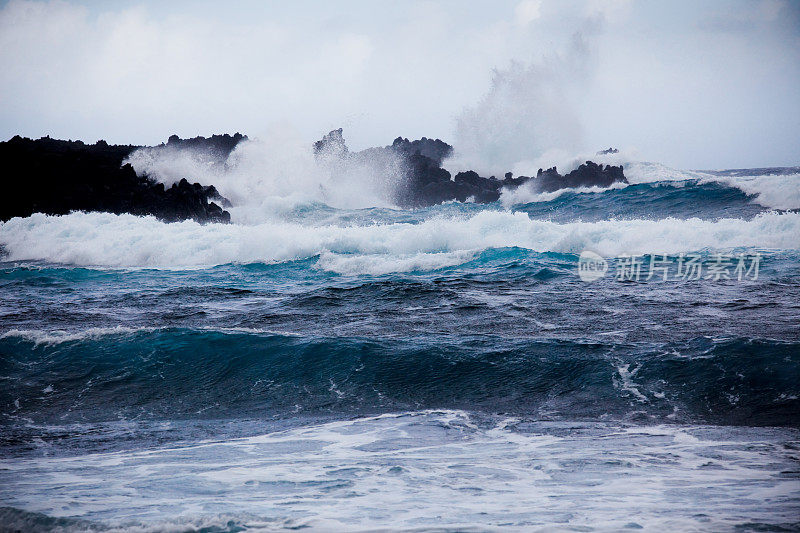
[0,210,798,270]
[699,172,800,210]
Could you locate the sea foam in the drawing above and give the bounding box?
[1,210,798,271]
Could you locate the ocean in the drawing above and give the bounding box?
[1,164,799,531]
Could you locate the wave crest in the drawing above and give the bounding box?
[1,210,798,269]
[2,329,798,427]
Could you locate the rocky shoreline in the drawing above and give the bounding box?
[1,130,626,223]
[0,134,243,224]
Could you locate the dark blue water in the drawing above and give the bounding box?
[1,173,799,531]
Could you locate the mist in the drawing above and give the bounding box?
[450,30,595,175]
[125,126,406,221]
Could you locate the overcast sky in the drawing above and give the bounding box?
[1,0,798,169]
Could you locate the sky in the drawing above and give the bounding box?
[0,0,798,170]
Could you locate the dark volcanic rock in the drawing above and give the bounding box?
[0,135,240,223]
[597,147,619,155]
[535,161,626,193]
[390,136,453,166]
[313,129,628,207]
[164,132,247,158]
[313,128,348,159]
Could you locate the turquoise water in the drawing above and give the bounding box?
[1,173,799,531]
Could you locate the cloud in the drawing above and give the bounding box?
[0,0,798,169]
[584,0,632,21]
[696,0,799,34]
[514,0,542,27]
[0,0,381,145]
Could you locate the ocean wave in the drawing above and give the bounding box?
[315,250,478,275]
[0,326,158,346]
[501,162,800,212]
[622,161,713,184]
[499,181,631,206]
[504,179,769,224]
[1,329,797,427]
[1,211,798,270]
[606,160,800,210]
[700,172,800,210]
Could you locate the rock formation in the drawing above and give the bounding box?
[0,135,242,223]
[313,129,628,207]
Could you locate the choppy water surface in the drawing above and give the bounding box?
[1,170,799,531]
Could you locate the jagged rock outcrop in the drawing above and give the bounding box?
[0,135,239,223]
[597,147,619,155]
[535,161,626,192]
[164,132,247,158]
[313,128,348,159]
[313,129,628,207]
[390,136,453,166]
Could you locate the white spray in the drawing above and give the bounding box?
[125,126,405,223]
